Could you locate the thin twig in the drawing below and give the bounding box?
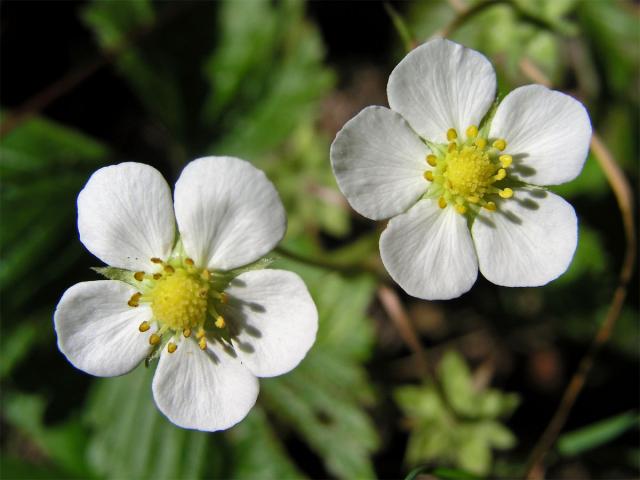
[377,285,430,379]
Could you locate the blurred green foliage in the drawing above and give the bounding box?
[1,0,638,478]
[395,351,519,475]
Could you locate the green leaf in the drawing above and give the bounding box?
[558,411,640,456]
[85,366,219,480]
[3,393,93,477]
[0,322,39,379]
[81,0,184,134]
[394,352,519,475]
[205,0,334,158]
[404,465,482,480]
[261,259,379,479]
[227,407,305,479]
[440,351,477,417]
[0,116,109,311]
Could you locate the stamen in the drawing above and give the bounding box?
[426,154,437,167]
[183,328,192,338]
[128,292,142,307]
[167,342,177,353]
[494,168,507,181]
[447,128,458,141]
[219,293,228,305]
[466,125,478,139]
[149,333,161,346]
[438,197,447,209]
[153,273,162,280]
[424,171,434,182]
[467,196,480,204]
[498,188,513,199]
[185,258,195,266]
[198,337,207,350]
[196,328,206,340]
[455,204,467,215]
[164,265,175,274]
[215,316,226,329]
[134,271,145,281]
[151,257,163,264]
[447,142,457,153]
[484,201,497,211]
[200,270,210,281]
[492,139,507,151]
[475,138,487,149]
[198,289,208,298]
[139,321,150,332]
[499,154,513,168]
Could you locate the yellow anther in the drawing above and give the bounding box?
[196,328,206,339]
[447,128,458,141]
[184,258,194,266]
[467,196,480,204]
[438,197,447,209]
[424,170,434,182]
[128,292,142,307]
[150,257,163,264]
[167,342,177,354]
[198,337,207,350]
[492,139,507,151]
[153,273,162,280]
[426,154,438,167]
[494,168,507,181]
[183,328,192,338]
[466,125,478,139]
[215,316,226,329]
[484,201,497,211]
[134,271,145,281]
[499,188,513,199]
[164,265,175,274]
[455,204,467,215]
[200,270,210,281]
[475,138,487,149]
[448,142,457,153]
[499,154,513,168]
[149,333,161,346]
[138,321,150,332]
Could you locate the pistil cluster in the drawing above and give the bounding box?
[127,257,229,354]
[424,125,513,214]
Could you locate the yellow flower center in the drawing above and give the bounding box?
[423,126,513,214]
[128,257,229,354]
[149,268,209,331]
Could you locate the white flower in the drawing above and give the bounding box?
[330,39,591,300]
[54,156,318,431]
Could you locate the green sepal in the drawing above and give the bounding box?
[144,341,161,368]
[92,266,138,285]
[478,98,499,138]
[424,138,447,157]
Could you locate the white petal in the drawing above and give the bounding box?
[78,163,176,272]
[330,106,430,220]
[152,338,259,432]
[54,281,154,377]
[387,38,496,142]
[173,157,286,271]
[223,269,318,378]
[490,85,592,186]
[379,200,478,300]
[472,189,578,287]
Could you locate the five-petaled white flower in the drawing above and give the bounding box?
[54,156,318,431]
[330,39,591,300]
